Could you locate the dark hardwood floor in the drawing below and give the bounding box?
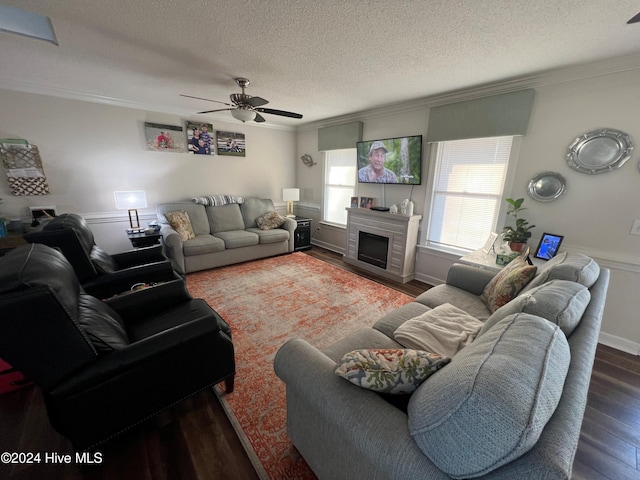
[0,247,638,479]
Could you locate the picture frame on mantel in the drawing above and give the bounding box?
[359,197,374,209]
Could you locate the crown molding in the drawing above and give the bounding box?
[0,78,295,131]
[297,52,640,132]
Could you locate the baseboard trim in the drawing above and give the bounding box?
[599,332,640,356]
[311,239,344,255]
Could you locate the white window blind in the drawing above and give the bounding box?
[427,136,513,251]
[323,149,356,226]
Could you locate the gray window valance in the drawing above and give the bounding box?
[318,121,363,151]
[426,89,535,143]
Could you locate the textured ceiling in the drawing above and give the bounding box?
[1,0,640,127]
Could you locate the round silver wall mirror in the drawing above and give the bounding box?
[566,128,633,174]
[527,171,567,202]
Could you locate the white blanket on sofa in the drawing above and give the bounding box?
[393,303,484,358]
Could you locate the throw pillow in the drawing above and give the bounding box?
[335,349,450,394]
[478,279,591,338]
[165,210,195,241]
[480,257,537,313]
[393,303,484,358]
[255,211,286,231]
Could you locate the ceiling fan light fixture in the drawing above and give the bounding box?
[231,108,256,123]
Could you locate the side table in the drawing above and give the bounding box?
[291,216,312,252]
[127,231,161,248]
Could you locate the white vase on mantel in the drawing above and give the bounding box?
[406,201,414,216]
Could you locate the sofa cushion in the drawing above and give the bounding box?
[335,348,450,394]
[479,279,591,338]
[322,327,402,362]
[246,227,289,244]
[373,302,431,338]
[164,210,196,241]
[213,230,259,249]
[182,234,226,256]
[256,211,287,230]
[393,303,483,358]
[241,198,276,229]
[408,313,570,479]
[521,251,600,293]
[480,257,537,313]
[207,204,246,233]
[78,294,129,353]
[414,284,492,321]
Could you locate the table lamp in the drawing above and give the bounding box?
[282,188,300,218]
[114,190,147,232]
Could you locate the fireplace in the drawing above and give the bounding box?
[358,231,389,269]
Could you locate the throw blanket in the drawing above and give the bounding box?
[192,194,244,206]
[394,303,484,358]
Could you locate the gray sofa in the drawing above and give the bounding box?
[275,252,610,479]
[157,197,295,274]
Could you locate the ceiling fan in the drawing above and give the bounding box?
[181,78,303,123]
[628,12,640,24]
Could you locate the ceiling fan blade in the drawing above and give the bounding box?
[256,107,303,119]
[180,94,232,106]
[254,113,266,123]
[197,107,233,114]
[246,96,269,108]
[628,12,640,24]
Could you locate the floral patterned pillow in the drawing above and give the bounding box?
[255,211,286,231]
[480,257,537,313]
[164,210,195,241]
[335,349,450,394]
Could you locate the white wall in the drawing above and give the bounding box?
[296,67,640,354]
[0,89,297,252]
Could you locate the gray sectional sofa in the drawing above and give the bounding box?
[275,252,610,479]
[157,197,295,274]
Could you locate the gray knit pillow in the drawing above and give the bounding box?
[407,313,570,478]
[478,279,591,338]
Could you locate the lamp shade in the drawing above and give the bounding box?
[231,108,256,123]
[282,188,300,202]
[114,190,147,209]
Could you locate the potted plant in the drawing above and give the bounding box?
[502,197,535,252]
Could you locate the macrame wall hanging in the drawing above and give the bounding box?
[0,139,50,196]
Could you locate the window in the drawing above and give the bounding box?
[425,136,513,252]
[323,148,356,226]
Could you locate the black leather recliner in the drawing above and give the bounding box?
[24,213,174,294]
[0,243,235,450]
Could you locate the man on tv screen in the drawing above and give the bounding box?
[358,141,398,183]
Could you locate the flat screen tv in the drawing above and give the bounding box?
[357,135,423,184]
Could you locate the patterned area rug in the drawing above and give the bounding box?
[186,252,414,479]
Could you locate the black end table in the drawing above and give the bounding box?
[127,231,161,248]
[291,216,312,251]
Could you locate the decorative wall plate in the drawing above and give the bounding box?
[566,128,633,174]
[527,171,567,202]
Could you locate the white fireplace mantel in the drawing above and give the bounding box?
[343,207,422,283]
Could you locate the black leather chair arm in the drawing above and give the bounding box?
[49,310,225,396]
[104,275,192,318]
[82,261,176,298]
[111,245,167,268]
